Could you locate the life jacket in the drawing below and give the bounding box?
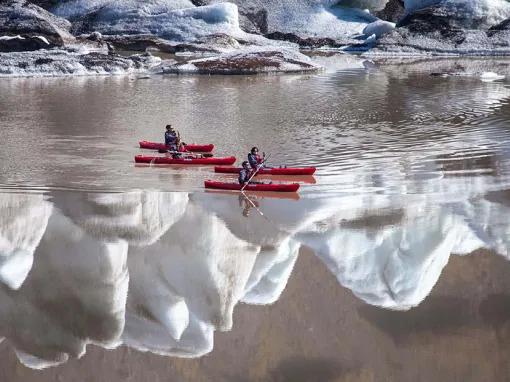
[238,168,251,184]
[248,153,262,169]
[165,131,177,146]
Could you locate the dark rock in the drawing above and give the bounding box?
[487,18,510,37]
[374,0,405,23]
[190,0,208,5]
[34,57,53,65]
[29,0,61,10]
[265,32,343,49]
[398,3,501,31]
[102,34,235,54]
[369,3,510,54]
[164,49,319,75]
[238,6,268,35]
[0,0,73,47]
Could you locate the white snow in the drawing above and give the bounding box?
[363,20,396,37]
[0,35,25,41]
[0,50,162,78]
[34,36,50,45]
[56,1,243,42]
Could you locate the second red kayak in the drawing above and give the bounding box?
[139,141,214,152]
[135,155,236,165]
[214,166,316,176]
[204,180,300,192]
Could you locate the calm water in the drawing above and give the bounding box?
[1,55,510,381]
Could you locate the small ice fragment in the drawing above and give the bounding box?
[480,72,505,82]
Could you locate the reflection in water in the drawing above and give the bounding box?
[0,186,509,370]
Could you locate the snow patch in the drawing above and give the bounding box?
[363,20,395,37]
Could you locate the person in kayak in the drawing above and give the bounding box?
[239,161,263,185]
[165,125,178,150]
[248,147,265,169]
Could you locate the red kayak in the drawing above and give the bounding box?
[139,141,214,152]
[204,180,300,192]
[214,166,316,176]
[135,155,236,165]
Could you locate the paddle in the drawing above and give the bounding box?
[241,192,267,218]
[241,154,271,192]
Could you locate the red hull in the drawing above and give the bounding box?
[214,166,316,176]
[204,180,300,192]
[135,155,236,165]
[139,141,214,152]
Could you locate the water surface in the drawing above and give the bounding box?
[1,55,510,381]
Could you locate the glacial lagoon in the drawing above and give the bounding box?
[1,56,510,380]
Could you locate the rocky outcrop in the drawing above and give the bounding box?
[264,31,344,49]
[101,33,241,54]
[0,0,73,47]
[374,0,405,23]
[370,3,510,55]
[163,49,320,74]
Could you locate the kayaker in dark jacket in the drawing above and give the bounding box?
[165,125,178,150]
[248,147,264,169]
[240,161,265,185]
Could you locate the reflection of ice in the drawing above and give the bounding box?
[124,202,259,356]
[0,185,509,368]
[297,205,484,310]
[53,190,188,245]
[242,237,301,305]
[0,194,52,289]
[0,207,128,369]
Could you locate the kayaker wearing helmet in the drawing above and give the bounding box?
[248,147,265,169]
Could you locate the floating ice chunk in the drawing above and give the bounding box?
[480,71,505,82]
[363,20,395,37]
